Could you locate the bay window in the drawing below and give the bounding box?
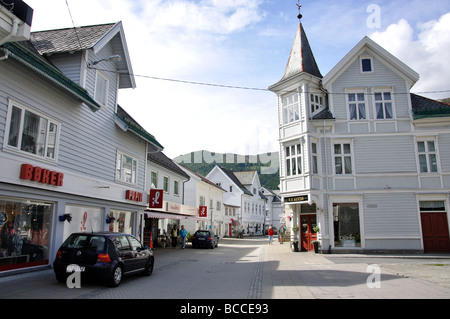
[282,93,300,125]
[286,144,302,177]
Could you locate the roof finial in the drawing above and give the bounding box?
[297,1,302,20]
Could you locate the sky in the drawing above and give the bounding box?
[23,0,450,159]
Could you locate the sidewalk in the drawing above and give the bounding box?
[261,241,450,299]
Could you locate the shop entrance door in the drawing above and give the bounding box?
[301,215,317,251]
[421,213,450,253]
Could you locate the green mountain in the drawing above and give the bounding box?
[173,150,280,190]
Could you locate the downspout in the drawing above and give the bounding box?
[0,17,20,46]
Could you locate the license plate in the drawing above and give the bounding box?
[66,265,85,272]
[198,238,205,240]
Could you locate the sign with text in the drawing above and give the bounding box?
[199,206,207,218]
[149,189,163,209]
[285,195,309,203]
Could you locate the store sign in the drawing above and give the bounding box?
[149,189,163,209]
[20,163,64,187]
[199,206,207,218]
[285,195,308,203]
[126,190,143,202]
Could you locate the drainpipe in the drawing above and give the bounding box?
[0,17,20,46]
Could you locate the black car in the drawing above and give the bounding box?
[53,232,154,287]
[191,230,219,249]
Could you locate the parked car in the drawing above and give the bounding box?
[53,232,154,287]
[191,230,219,249]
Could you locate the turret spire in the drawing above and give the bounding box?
[297,1,303,20]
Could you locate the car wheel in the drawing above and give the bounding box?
[142,257,154,276]
[108,264,123,287]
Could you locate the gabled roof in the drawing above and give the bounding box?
[323,36,420,88]
[30,22,135,89]
[233,171,257,186]
[411,94,450,120]
[2,41,102,112]
[178,164,226,192]
[217,167,253,196]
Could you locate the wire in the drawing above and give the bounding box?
[64,0,88,66]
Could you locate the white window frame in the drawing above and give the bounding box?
[360,56,374,73]
[163,176,169,193]
[4,99,60,162]
[346,89,367,121]
[285,143,303,177]
[416,137,439,174]
[311,141,319,175]
[94,70,109,107]
[281,93,300,125]
[373,88,395,120]
[174,180,179,196]
[150,171,158,188]
[116,151,138,184]
[310,93,324,115]
[333,141,354,175]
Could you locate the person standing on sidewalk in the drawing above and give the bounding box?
[180,225,187,249]
[279,224,286,244]
[268,226,274,245]
[171,224,178,248]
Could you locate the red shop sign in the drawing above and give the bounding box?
[126,190,143,202]
[149,189,163,209]
[199,206,207,218]
[20,164,64,187]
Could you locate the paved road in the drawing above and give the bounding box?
[0,237,449,300]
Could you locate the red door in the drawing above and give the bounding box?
[301,215,317,251]
[421,213,450,253]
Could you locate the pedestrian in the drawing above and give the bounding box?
[268,226,274,245]
[279,224,286,244]
[171,224,178,248]
[180,225,187,249]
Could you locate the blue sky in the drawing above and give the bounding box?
[24,1,450,158]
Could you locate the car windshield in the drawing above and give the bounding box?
[62,234,106,251]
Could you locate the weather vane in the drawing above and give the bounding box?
[297,1,303,20]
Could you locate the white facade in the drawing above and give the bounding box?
[270,21,450,253]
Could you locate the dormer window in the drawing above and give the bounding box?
[361,57,373,73]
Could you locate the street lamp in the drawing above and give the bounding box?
[88,54,122,67]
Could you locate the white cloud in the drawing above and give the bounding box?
[370,12,450,99]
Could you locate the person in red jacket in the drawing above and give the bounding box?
[268,226,274,245]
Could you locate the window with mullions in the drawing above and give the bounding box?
[282,94,299,124]
[334,143,352,175]
[348,93,366,120]
[286,144,302,177]
[417,140,438,173]
[311,142,318,174]
[6,103,59,160]
[116,152,137,184]
[375,91,393,119]
[310,94,323,114]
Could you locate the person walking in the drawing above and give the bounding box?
[279,224,286,244]
[171,224,178,248]
[268,226,274,245]
[180,225,187,249]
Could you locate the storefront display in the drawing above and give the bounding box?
[63,205,103,240]
[108,210,135,234]
[0,197,53,271]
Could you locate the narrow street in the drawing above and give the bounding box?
[0,237,449,301]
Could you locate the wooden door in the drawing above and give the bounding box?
[421,213,450,253]
[301,215,317,251]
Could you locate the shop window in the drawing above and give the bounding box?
[0,198,53,271]
[5,102,59,160]
[109,210,135,234]
[333,203,361,247]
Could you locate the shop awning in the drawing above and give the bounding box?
[145,212,187,220]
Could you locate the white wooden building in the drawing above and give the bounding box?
[269,16,450,253]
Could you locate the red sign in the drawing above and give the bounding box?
[20,164,64,187]
[149,189,163,209]
[126,190,143,202]
[199,206,207,218]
